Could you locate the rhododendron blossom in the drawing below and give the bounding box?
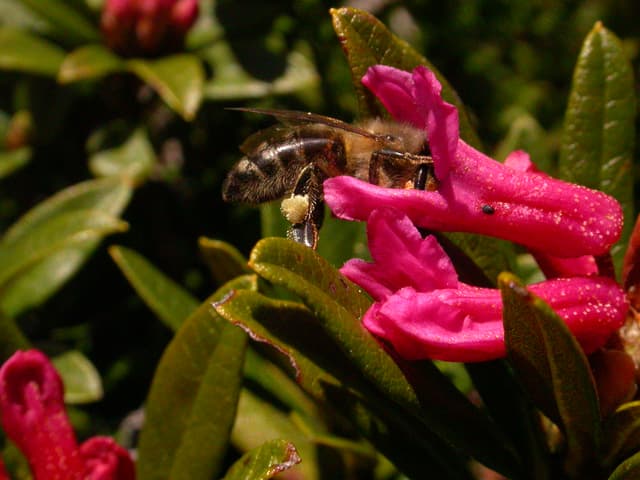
[101,0,199,56]
[323,65,623,258]
[0,350,135,480]
[341,209,627,362]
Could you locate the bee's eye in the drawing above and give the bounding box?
[384,134,398,142]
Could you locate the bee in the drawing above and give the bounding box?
[222,108,435,249]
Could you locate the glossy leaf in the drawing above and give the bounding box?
[58,44,125,84]
[330,7,480,148]
[0,177,132,317]
[14,0,99,44]
[249,238,521,477]
[214,289,473,480]
[198,237,250,286]
[127,54,204,121]
[89,128,155,183]
[0,210,127,288]
[500,272,601,477]
[0,147,30,179]
[0,27,65,76]
[221,439,300,480]
[601,402,640,468]
[52,350,103,404]
[109,245,198,332]
[0,311,29,362]
[559,22,635,273]
[608,450,640,480]
[3,176,132,242]
[202,43,319,100]
[137,276,253,480]
[231,390,317,480]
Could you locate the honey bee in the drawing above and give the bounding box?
[222,108,435,249]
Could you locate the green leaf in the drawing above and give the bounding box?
[330,7,480,148]
[0,210,127,290]
[202,42,319,101]
[3,176,132,242]
[198,236,250,286]
[0,27,65,76]
[559,22,635,273]
[127,54,204,121]
[0,147,30,179]
[137,276,253,480]
[230,391,316,480]
[0,311,29,362]
[52,350,103,404]
[89,128,155,182]
[14,0,99,44]
[109,245,198,332]
[214,289,472,480]
[601,401,640,468]
[608,450,640,480]
[58,44,125,83]
[316,208,369,268]
[221,439,301,480]
[0,177,132,317]
[493,112,553,174]
[249,238,521,477]
[500,272,601,477]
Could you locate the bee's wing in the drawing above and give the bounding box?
[229,107,383,143]
[238,124,291,155]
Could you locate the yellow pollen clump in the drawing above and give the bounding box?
[281,195,310,224]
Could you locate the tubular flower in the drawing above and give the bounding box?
[323,65,623,258]
[101,0,199,56]
[0,350,135,480]
[341,208,627,362]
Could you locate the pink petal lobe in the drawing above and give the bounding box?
[0,350,84,480]
[81,437,135,480]
[411,66,458,179]
[361,66,423,128]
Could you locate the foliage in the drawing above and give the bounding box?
[0,0,638,479]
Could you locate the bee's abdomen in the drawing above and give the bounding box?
[222,132,345,204]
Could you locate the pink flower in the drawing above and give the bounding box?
[323,65,623,258]
[342,208,627,362]
[0,350,135,480]
[101,0,199,56]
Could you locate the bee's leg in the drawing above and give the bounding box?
[283,164,325,249]
[369,150,436,190]
[412,161,438,191]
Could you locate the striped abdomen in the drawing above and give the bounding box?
[222,127,346,204]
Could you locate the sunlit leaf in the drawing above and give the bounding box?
[127,54,204,120]
[58,44,124,83]
[52,350,103,404]
[559,22,635,274]
[608,450,640,480]
[109,245,198,332]
[500,272,601,477]
[0,177,132,317]
[136,276,253,480]
[0,27,65,76]
[221,439,300,480]
[14,0,99,44]
[0,147,30,179]
[89,128,155,183]
[601,402,640,469]
[230,391,316,480]
[198,236,250,286]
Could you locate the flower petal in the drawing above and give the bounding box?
[0,350,84,480]
[340,208,458,299]
[81,436,136,480]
